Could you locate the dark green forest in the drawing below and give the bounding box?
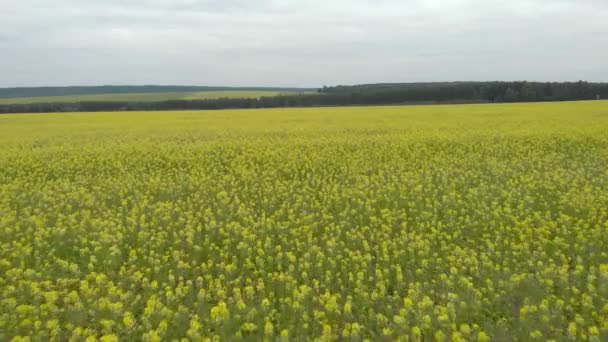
[319,81,608,102]
[1,81,606,113]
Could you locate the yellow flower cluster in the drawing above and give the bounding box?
[1,101,608,340]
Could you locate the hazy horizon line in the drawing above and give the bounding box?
[2,79,607,90]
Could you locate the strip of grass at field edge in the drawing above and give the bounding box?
[0,90,314,105]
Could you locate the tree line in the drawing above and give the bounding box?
[319,81,608,102]
[0,81,606,114]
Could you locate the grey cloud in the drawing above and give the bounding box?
[0,0,606,87]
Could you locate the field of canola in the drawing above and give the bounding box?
[1,101,608,341]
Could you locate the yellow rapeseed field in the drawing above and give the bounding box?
[1,101,608,341]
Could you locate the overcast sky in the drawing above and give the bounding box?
[1,0,607,88]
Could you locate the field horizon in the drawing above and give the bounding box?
[1,81,606,115]
[0,90,309,105]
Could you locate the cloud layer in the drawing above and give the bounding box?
[1,0,607,87]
